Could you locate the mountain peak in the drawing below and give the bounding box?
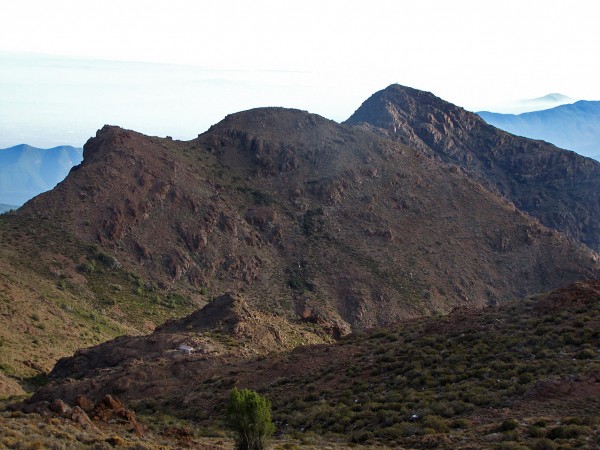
[345,84,600,252]
[158,292,253,333]
[353,84,454,116]
[345,84,485,152]
[205,106,335,138]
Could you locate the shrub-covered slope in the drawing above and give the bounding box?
[28,280,600,448]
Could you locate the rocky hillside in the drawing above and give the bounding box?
[16,109,600,334]
[48,292,329,381]
[346,84,600,251]
[5,88,600,447]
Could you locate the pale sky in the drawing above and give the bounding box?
[1,0,599,147]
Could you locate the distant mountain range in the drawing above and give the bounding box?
[483,93,576,114]
[0,204,18,213]
[478,100,600,160]
[0,144,83,206]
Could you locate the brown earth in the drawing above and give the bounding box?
[0,373,24,397]
[47,292,330,381]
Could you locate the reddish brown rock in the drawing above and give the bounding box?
[74,394,94,413]
[69,406,96,429]
[49,399,71,414]
[346,84,600,252]
[93,395,143,436]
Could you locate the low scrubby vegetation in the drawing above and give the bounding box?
[6,283,600,448]
[117,287,600,448]
[258,291,600,447]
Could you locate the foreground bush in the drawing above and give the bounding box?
[226,388,275,450]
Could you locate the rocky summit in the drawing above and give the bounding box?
[346,84,600,251]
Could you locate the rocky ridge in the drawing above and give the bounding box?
[346,84,600,251]
[4,85,600,447]
[15,108,600,333]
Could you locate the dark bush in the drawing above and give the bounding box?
[499,419,519,432]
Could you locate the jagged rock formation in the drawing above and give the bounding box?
[346,84,600,251]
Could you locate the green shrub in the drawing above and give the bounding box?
[528,425,546,438]
[546,424,592,440]
[530,438,557,450]
[450,418,471,429]
[518,372,534,384]
[495,443,529,450]
[499,419,519,431]
[225,388,275,450]
[78,259,96,274]
[421,415,449,433]
[96,251,120,269]
[575,348,596,359]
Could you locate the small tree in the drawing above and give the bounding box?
[225,387,275,450]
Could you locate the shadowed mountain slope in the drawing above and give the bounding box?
[345,84,600,252]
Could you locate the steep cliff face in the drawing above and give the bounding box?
[17,108,600,332]
[346,84,600,252]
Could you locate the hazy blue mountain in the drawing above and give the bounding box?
[511,93,576,113]
[0,204,18,213]
[478,101,600,159]
[479,93,576,114]
[0,144,83,205]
